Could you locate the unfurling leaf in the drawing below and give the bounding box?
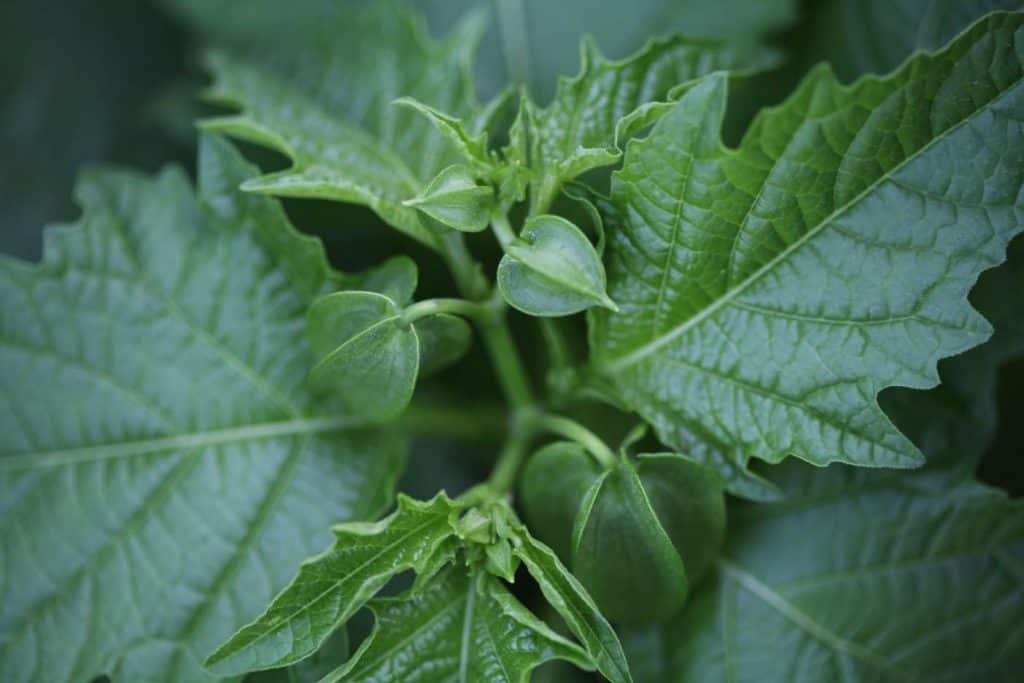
[331,567,592,683]
[404,164,494,232]
[590,13,1024,495]
[498,214,617,317]
[205,493,459,676]
[307,291,419,421]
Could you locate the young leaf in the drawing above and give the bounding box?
[498,214,617,317]
[307,291,420,421]
[512,35,779,210]
[589,13,1024,493]
[403,164,494,233]
[394,97,493,170]
[331,567,592,682]
[512,528,634,683]
[200,3,485,250]
[646,465,1024,681]
[205,493,459,676]
[0,135,405,683]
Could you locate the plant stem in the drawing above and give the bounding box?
[399,400,507,443]
[486,424,531,493]
[491,213,518,248]
[528,413,616,467]
[401,297,491,323]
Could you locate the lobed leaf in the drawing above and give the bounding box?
[590,13,1024,496]
[330,567,591,682]
[204,493,459,675]
[0,135,405,682]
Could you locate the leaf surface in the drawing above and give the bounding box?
[0,135,404,682]
[651,466,1024,681]
[200,2,484,250]
[590,13,1024,494]
[205,493,459,675]
[512,528,633,683]
[332,567,591,682]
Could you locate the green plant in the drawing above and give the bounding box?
[2,2,1023,682]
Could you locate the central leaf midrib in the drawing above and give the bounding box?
[605,67,1024,373]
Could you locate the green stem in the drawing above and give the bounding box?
[491,213,518,249]
[528,413,616,467]
[486,424,532,493]
[399,400,507,443]
[401,298,490,323]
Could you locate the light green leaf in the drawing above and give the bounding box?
[205,493,459,676]
[590,13,1024,494]
[199,2,484,251]
[515,35,780,209]
[307,291,420,421]
[0,135,404,683]
[354,255,419,305]
[394,97,493,170]
[512,528,633,683]
[403,164,494,233]
[331,567,591,682]
[498,215,617,317]
[648,465,1024,681]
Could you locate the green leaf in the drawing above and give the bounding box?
[307,291,420,421]
[403,164,494,233]
[332,567,591,682]
[354,255,419,305]
[515,35,780,208]
[520,441,602,560]
[512,527,633,683]
[414,313,473,377]
[644,465,1024,681]
[0,135,405,683]
[498,214,617,317]
[200,2,484,251]
[590,13,1024,494]
[246,629,349,683]
[572,461,689,624]
[394,97,493,170]
[205,493,459,676]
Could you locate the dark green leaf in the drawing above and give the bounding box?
[205,493,459,676]
[572,461,689,624]
[590,13,1024,494]
[512,528,633,683]
[0,135,404,682]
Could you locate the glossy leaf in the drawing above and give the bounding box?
[498,214,617,317]
[520,441,602,560]
[590,13,1024,495]
[572,461,689,624]
[205,493,459,676]
[332,568,591,682]
[0,135,405,683]
[515,35,779,205]
[200,3,484,251]
[404,164,494,233]
[307,291,420,421]
[512,528,633,683]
